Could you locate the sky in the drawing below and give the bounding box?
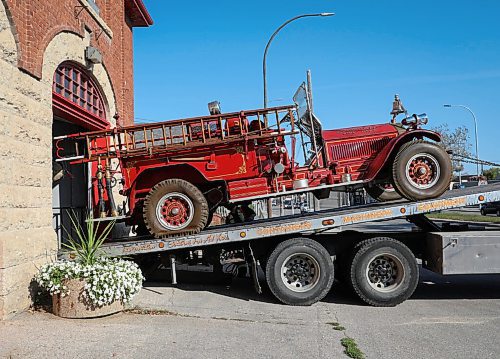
[133,0,500,174]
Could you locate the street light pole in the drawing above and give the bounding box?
[443,104,480,177]
[262,12,334,109]
[262,12,333,219]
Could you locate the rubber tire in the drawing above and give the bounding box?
[265,238,334,306]
[392,140,452,201]
[480,208,486,216]
[497,210,500,217]
[143,179,209,237]
[205,210,214,228]
[349,237,419,307]
[365,182,402,202]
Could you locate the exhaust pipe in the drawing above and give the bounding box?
[105,159,119,217]
[96,163,107,218]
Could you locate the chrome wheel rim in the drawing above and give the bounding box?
[365,253,405,293]
[405,153,440,190]
[281,253,320,293]
[156,192,194,230]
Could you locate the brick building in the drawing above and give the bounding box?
[0,0,152,319]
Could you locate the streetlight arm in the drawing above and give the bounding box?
[443,103,480,176]
[263,13,334,108]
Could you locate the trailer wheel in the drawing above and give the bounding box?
[364,182,402,202]
[392,140,452,201]
[143,179,209,237]
[349,237,418,307]
[266,238,334,306]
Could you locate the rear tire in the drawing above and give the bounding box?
[392,140,452,201]
[349,237,419,307]
[143,179,209,237]
[365,182,402,202]
[265,238,334,306]
[480,208,486,216]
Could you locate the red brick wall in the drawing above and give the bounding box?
[4,0,137,126]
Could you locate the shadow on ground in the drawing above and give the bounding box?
[143,265,500,307]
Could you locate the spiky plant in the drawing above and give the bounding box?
[62,211,115,266]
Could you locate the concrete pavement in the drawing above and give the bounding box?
[2,268,499,359]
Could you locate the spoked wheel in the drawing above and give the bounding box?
[393,140,452,201]
[156,192,194,230]
[266,238,334,306]
[143,179,209,237]
[365,181,402,202]
[349,237,419,307]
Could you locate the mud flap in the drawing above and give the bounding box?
[246,243,262,294]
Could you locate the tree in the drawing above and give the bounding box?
[483,167,500,180]
[432,124,472,179]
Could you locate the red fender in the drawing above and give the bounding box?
[364,129,442,181]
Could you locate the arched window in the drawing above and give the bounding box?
[52,62,109,130]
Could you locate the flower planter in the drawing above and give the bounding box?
[52,278,124,319]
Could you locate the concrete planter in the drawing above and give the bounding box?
[52,278,124,318]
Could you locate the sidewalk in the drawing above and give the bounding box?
[0,279,346,359]
[2,271,500,359]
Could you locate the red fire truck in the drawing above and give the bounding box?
[55,84,451,238]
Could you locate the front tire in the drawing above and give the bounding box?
[349,237,419,307]
[392,140,452,201]
[265,238,334,306]
[143,179,209,237]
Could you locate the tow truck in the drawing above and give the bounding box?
[55,82,500,307]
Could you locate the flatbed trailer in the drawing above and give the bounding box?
[60,183,500,307]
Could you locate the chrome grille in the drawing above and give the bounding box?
[330,137,391,161]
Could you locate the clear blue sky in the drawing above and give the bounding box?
[133,0,500,174]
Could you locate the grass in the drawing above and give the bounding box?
[327,322,346,331]
[327,322,363,358]
[426,212,500,223]
[340,337,365,359]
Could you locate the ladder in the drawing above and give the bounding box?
[54,105,297,163]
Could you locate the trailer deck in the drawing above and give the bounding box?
[59,183,500,259]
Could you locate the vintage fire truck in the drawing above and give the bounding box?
[55,83,452,238]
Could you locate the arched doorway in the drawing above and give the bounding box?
[52,61,109,243]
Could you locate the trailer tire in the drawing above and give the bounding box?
[143,179,209,237]
[392,140,452,201]
[265,238,334,306]
[349,237,418,307]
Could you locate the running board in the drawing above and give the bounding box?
[229,180,365,203]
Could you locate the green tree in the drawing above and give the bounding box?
[483,167,500,180]
[432,124,472,177]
